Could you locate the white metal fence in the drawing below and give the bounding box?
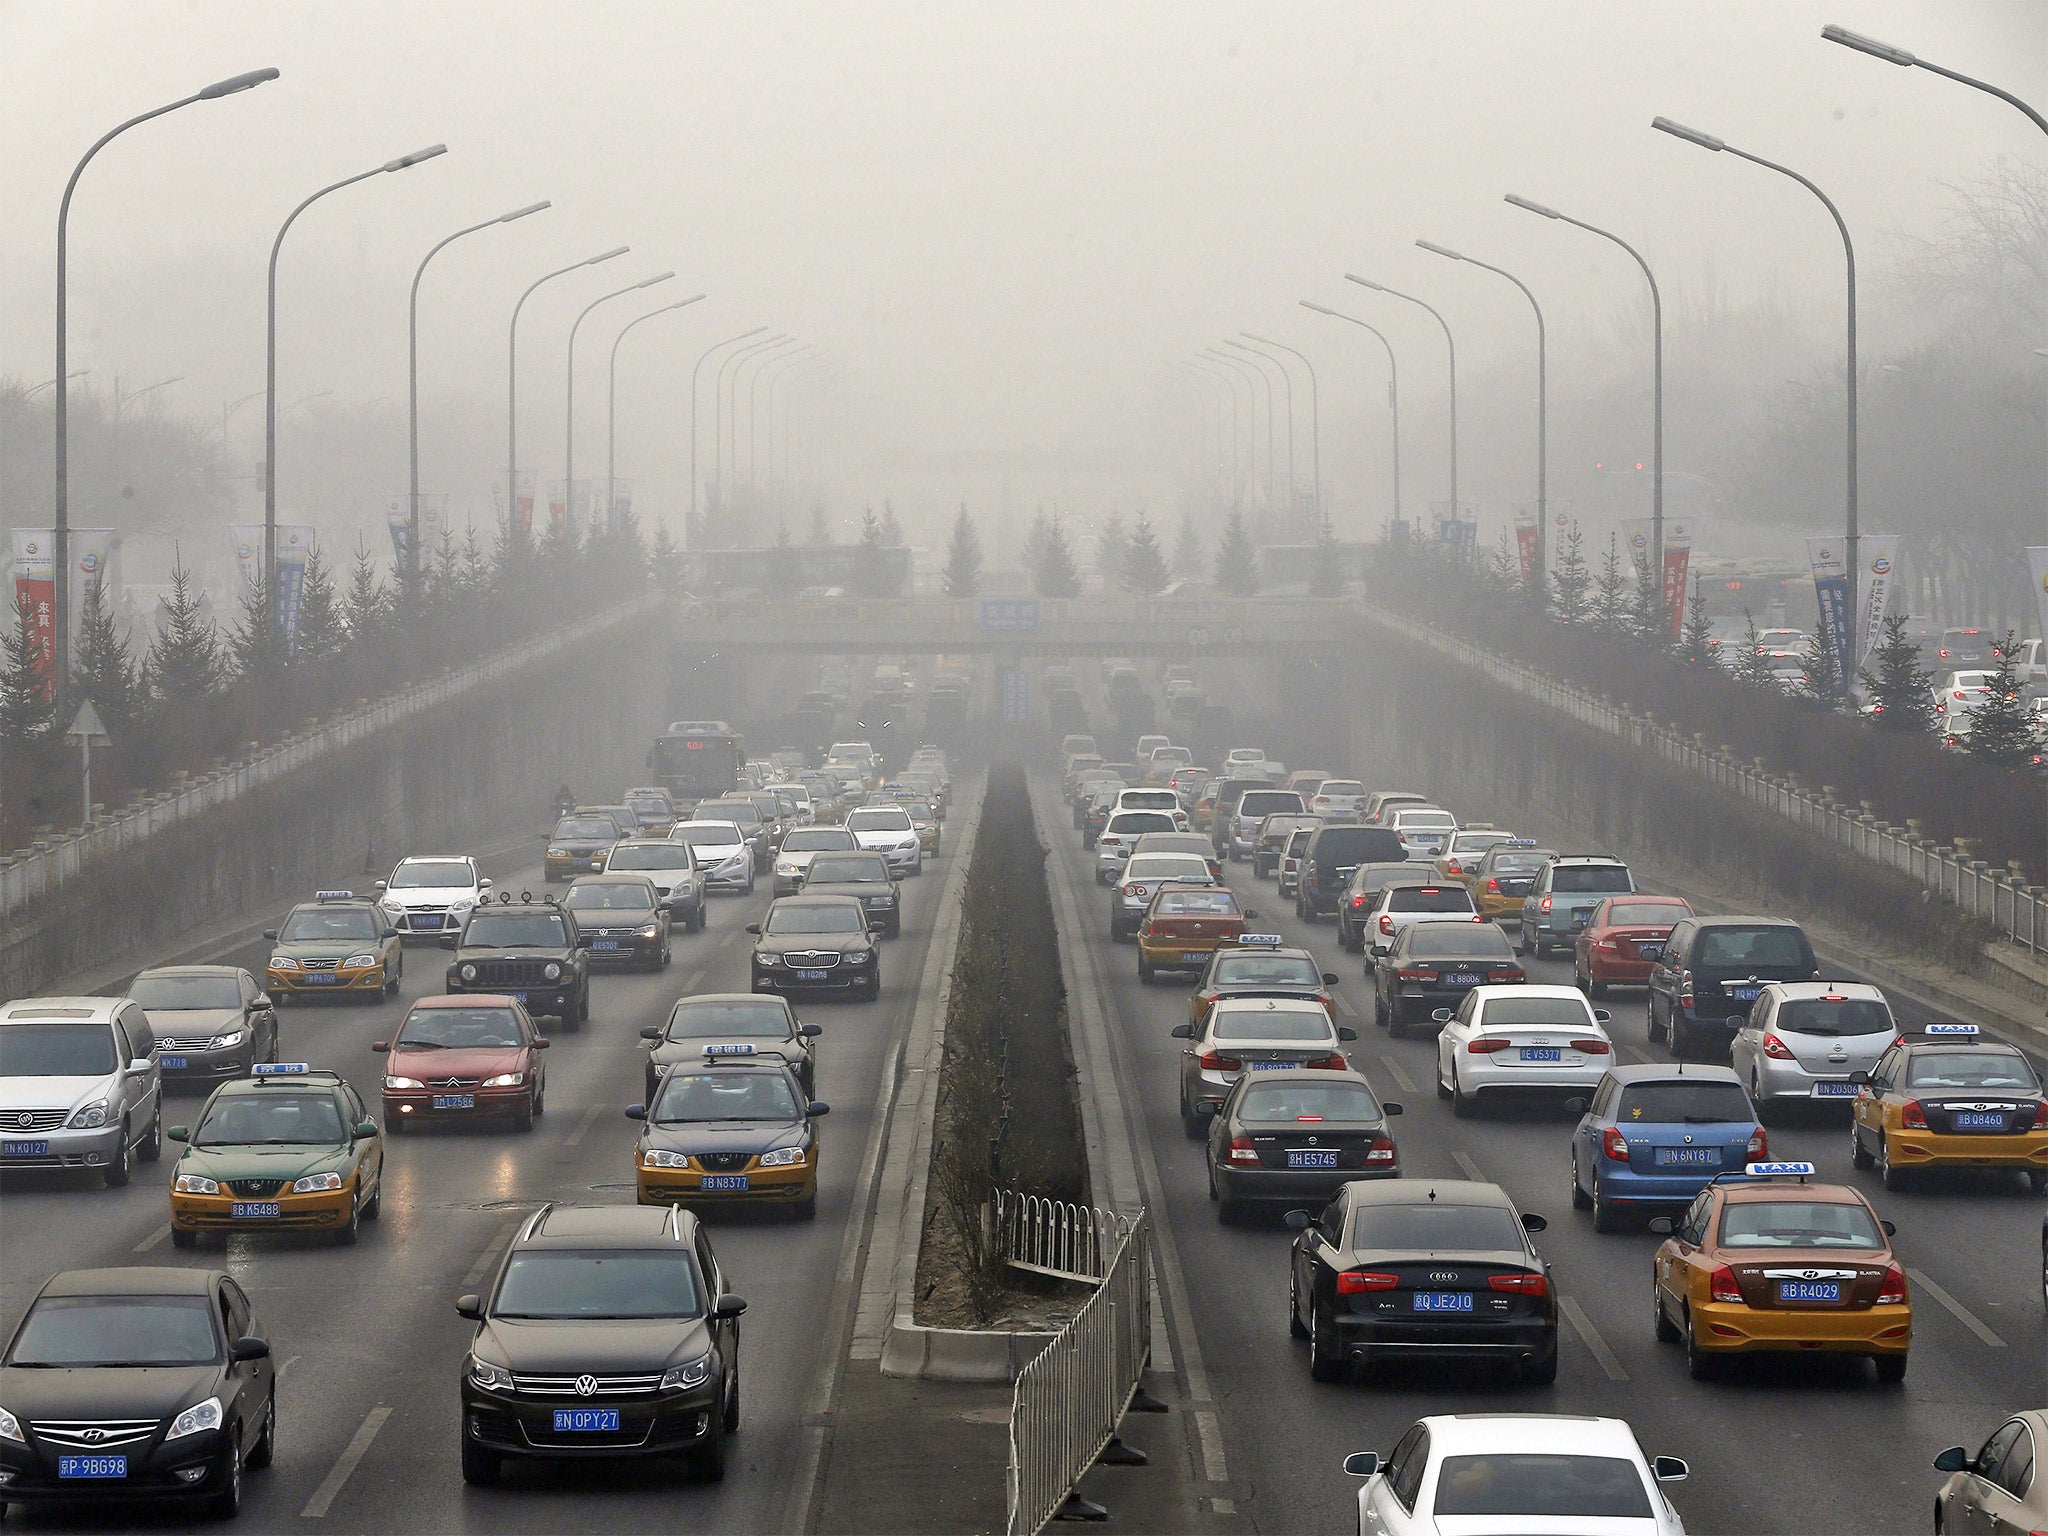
[1005,1210,1151,1536]
[0,596,660,918]
[1368,601,2048,952]
[988,1188,1134,1284]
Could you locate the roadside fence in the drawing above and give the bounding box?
[988,1187,1135,1284]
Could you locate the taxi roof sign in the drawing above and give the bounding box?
[1237,934,1284,946]
[1504,839,1538,847]
[314,890,356,902]
[703,1043,757,1056]
[253,1062,310,1076]
[1744,1161,1816,1179]
[1922,1023,1978,1037]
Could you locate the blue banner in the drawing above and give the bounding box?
[274,525,313,646]
[1806,538,1852,685]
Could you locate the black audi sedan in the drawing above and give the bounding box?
[1206,1068,1401,1221]
[1285,1178,1556,1386]
[747,896,880,1000]
[457,1203,745,1484]
[0,1267,274,1519]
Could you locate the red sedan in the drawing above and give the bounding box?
[374,994,550,1132]
[1573,896,1693,997]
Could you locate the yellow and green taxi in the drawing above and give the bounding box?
[263,892,401,1003]
[168,1065,384,1246]
[1850,1025,2048,1192]
[628,1054,826,1220]
[1651,1163,1910,1381]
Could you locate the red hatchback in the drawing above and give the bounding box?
[374,994,550,1132]
[1573,896,1693,997]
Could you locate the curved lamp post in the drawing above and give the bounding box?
[508,246,629,544]
[1300,301,1402,528]
[606,295,704,524]
[1823,24,2048,136]
[689,327,770,542]
[1243,333,1321,533]
[1347,275,1457,532]
[564,271,673,539]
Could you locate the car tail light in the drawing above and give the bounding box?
[1489,1272,1548,1296]
[1746,1127,1768,1159]
[1939,647,1952,658]
[1365,1135,1397,1163]
[1709,1265,1743,1304]
[1486,966,1524,981]
[1595,938,1619,952]
[1396,967,1439,981]
[1679,969,1694,1009]
[1336,1270,1399,1294]
[1446,860,1464,875]
[1761,1033,1795,1060]
[1468,1037,1511,1054]
[1307,1053,1348,1070]
[1901,1099,1927,1129]
[1601,1127,1630,1162]
[1540,895,1553,913]
[1485,877,1501,894]
[1378,914,1394,935]
[1570,1038,1612,1055]
[1470,913,1483,923]
[1876,1264,1908,1305]
[1351,894,1367,910]
[1198,1051,1242,1072]
[1226,1135,1260,1164]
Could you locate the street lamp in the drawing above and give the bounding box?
[1653,116,1859,669]
[113,375,184,419]
[1242,333,1322,534]
[409,200,552,593]
[25,371,90,402]
[769,355,831,494]
[730,340,804,534]
[1188,355,1248,507]
[562,272,674,537]
[689,327,770,543]
[718,334,795,517]
[1169,362,1229,508]
[53,66,279,687]
[1300,301,1402,528]
[1204,347,1271,509]
[606,294,705,525]
[1226,339,1295,521]
[1347,275,1458,533]
[509,246,629,547]
[1505,193,1664,582]
[269,144,445,630]
[751,345,819,488]
[1822,25,2048,137]
[1416,239,1547,582]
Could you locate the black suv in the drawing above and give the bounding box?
[1296,826,1406,921]
[444,897,591,1028]
[457,1203,746,1484]
[1647,915,1819,1060]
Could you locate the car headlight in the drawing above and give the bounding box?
[384,1076,425,1090]
[480,1072,523,1088]
[164,1397,222,1442]
[776,862,799,876]
[543,962,562,981]
[174,1174,220,1195]
[469,1356,514,1392]
[292,1172,344,1194]
[68,1100,109,1130]
[0,1406,22,1444]
[547,847,568,858]
[642,1149,691,1169]
[208,1030,247,1050]
[719,853,746,871]
[659,1353,714,1391]
[270,955,301,971]
[637,924,659,939]
[758,1146,806,1167]
[343,953,379,969]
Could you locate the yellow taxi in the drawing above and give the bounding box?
[1650,1162,1908,1380]
[1137,883,1259,984]
[1429,826,1513,889]
[263,892,402,1003]
[1850,1024,2048,1192]
[629,1054,824,1220]
[1467,842,1557,923]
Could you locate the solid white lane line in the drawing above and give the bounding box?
[1330,992,1358,1019]
[1376,1054,1417,1094]
[563,1103,606,1147]
[1195,1409,1228,1482]
[133,1221,172,1253]
[1909,1268,2007,1348]
[681,968,706,991]
[1558,1295,1629,1382]
[462,1218,521,1289]
[298,1404,391,1518]
[1450,1151,1485,1183]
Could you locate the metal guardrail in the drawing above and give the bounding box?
[0,595,661,918]
[988,1188,1134,1284]
[1366,601,2048,953]
[1005,1210,1151,1536]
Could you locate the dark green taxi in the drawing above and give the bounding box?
[263,892,402,1003]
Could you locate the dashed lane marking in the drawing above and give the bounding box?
[298,1404,391,1518]
[564,1103,606,1147]
[133,1222,172,1253]
[1909,1268,2007,1348]
[1558,1295,1629,1381]
[1330,992,1358,1019]
[1450,1151,1485,1183]
[1195,1409,1228,1482]
[1376,1054,1417,1094]
[681,968,706,990]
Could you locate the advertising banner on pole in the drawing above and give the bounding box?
[386,496,448,565]
[2029,548,2048,652]
[1806,537,1852,686]
[1513,506,1540,587]
[492,473,536,540]
[609,478,632,525]
[9,529,56,698]
[1857,535,1903,671]
[1660,519,1693,642]
[1622,519,1654,581]
[68,528,118,655]
[229,525,263,590]
[385,498,411,565]
[547,480,568,537]
[273,525,314,645]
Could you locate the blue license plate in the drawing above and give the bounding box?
[795,969,828,981]
[1446,972,1482,987]
[1519,1048,1562,1062]
[160,1055,188,1070]
[433,1094,475,1110]
[552,1409,620,1433]
[3,1139,49,1156]
[701,1175,749,1190]
[1811,1082,1858,1098]
[592,941,620,952]
[232,1202,281,1218]
[1248,1061,1293,1071]
[1778,1280,1842,1303]
[1287,1150,1339,1168]
[509,992,527,1003]
[301,972,337,984]
[1413,1292,1473,1312]
[411,916,440,931]
[1954,1112,2006,1131]
[1655,1148,1718,1166]
[1726,986,1761,1002]
[58,1455,126,1479]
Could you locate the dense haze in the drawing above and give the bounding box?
[2,0,2043,594]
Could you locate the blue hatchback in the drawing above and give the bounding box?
[1567,1064,1765,1232]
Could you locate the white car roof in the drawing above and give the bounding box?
[1211,996,1329,1016]
[1414,1412,1647,1459]
[674,820,743,838]
[1125,854,1211,876]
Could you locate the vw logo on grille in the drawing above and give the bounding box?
[574,1375,598,1397]
[79,1428,106,1443]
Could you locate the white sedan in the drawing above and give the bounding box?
[1432,985,1613,1118]
[1344,1412,1688,1535]
[846,804,923,876]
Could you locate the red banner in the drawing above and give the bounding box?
[1660,519,1693,642]
[1514,508,1540,586]
[9,529,56,701]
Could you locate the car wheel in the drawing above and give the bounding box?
[1592,1180,1622,1233]
[513,1099,535,1133]
[139,1110,162,1163]
[1514,924,1531,957]
[1180,1087,1205,1141]
[363,1180,381,1219]
[461,1438,500,1485]
[248,1390,276,1469]
[795,1194,818,1220]
[1878,1135,1908,1192]
[1873,1353,1907,1385]
[1436,1062,1452,1101]
[1570,1153,1592,1210]
[1850,1120,1874,1170]
[689,1423,727,1483]
[1372,990,1388,1030]
[206,1436,243,1519]
[1386,1000,1407,1040]
[1307,1303,1347,1383]
[886,916,901,938]
[1684,1310,1718,1380]
[335,1197,360,1246]
[692,905,707,932]
[1451,1068,1474,1118]
[104,1123,132,1188]
[1653,1278,1680,1342]
[1647,996,1665,1044]
[2030,1169,2048,1196]
[1338,923,1358,953]
[865,968,882,1001]
[1288,1273,1310,1339]
[172,1227,198,1249]
[1138,960,1155,984]
[722,1358,741,1433]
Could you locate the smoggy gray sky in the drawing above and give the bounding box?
[2,0,2042,544]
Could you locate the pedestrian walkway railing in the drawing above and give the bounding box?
[1362,601,2048,954]
[0,595,660,919]
[988,1188,1134,1285]
[1005,1209,1151,1536]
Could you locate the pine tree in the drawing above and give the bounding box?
[1097,511,1130,590]
[72,575,141,732]
[1678,575,1716,668]
[1799,628,1844,707]
[942,505,983,597]
[1120,512,1170,596]
[1628,556,1667,646]
[145,557,222,707]
[1173,512,1202,579]
[295,545,345,663]
[461,525,491,598]
[766,522,802,596]
[1550,518,1590,624]
[341,540,389,644]
[854,509,892,598]
[0,593,56,747]
[649,520,684,592]
[806,504,832,546]
[430,527,463,611]
[1963,630,2034,764]
[1308,521,1344,599]
[1732,610,1777,691]
[1590,534,1630,634]
[879,502,905,547]
[1030,515,1082,599]
[227,575,288,684]
[1213,510,1260,596]
[1858,613,1936,734]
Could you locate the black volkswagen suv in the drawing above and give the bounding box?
[457,1204,746,1484]
[444,897,591,1028]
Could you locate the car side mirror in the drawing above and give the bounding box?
[1243,909,1258,920]
[745,923,762,935]
[640,1026,663,1040]
[808,1102,830,1117]
[1431,1008,1453,1023]
[1639,944,1661,960]
[1382,1102,1403,1116]
[374,880,389,892]
[354,1121,378,1139]
[1519,1212,1547,1233]
[1648,1217,1675,1235]
[480,878,493,890]
[1563,1097,1589,1114]
[1284,1209,1313,1231]
[1170,1024,1194,1039]
[455,1294,483,1321]
[574,935,592,949]
[1342,1451,1380,1478]
[130,1058,152,1073]
[1848,1070,1872,1086]
[625,1105,647,1120]
[1880,1219,1896,1237]
[1652,1456,1689,1483]
[1593,1009,1611,1024]
[1933,1446,1971,1474]
[1337,1027,1358,1042]
[262,929,279,941]
[383,927,400,939]
[256,994,274,1010]
[168,1125,189,1142]
[1322,973,1340,986]
[371,1041,389,1053]
[801,1024,823,1038]
[714,1294,748,1320]
[230,1337,271,1363]
[1726,1015,1749,1031]
[440,936,458,950]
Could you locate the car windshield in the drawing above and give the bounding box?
[1348,1203,1527,1251]
[673,824,743,849]
[1261,817,1318,838]
[8,1296,219,1367]
[1395,811,1456,830]
[784,829,856,852]
[1109,813,1175,833]
[1318,781,1364,796]
[1238,1083,1378,1122]
[1237,792,1303,818]
[653,1071,802,1123]
[554,818,617,840]
[129,975,242,1011]
[194,1091,347,1146]
[0,1023,117,1077]
[606,846,690,870]
[1449,832,1509,853]
[1481,997,1595,1028]
[1403,925,1513,960]
[1697,927,1809,968]
[1387,888,1475,913]
[1718,1200,1885,1249]
[1212,954,1322,987]
[1905,1051,2039,1090]
[492,1250,702,1321]
[1211,1008,1332,1043]
[1154,891,1239,916]
[1604,902,1685,927]
[666,1001,790,1040]
[766,905,865,935]
[1126,857,1211,883]
[397,1007,524,1049]
[1614,1081,1754,1123]
[390,860,471,889]
[280,907,381,942]
[1552,865,1631,893]
[1432,1454,1652,1518]
[1350,863,1415,893]
[565,883,656,913]
[1487,852,1555,875]
[1777,998,1892,1037]
[807,855,889,883]
[696,802,761,825]
[627,793,670,813]
[463,913,570,947]
[847,809,911,832]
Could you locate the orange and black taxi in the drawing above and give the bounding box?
[168,1065,384,1247]
[1850,1024,2048,1193]
[1187,938,1338,1029]
[1650,1161,1909,1381]
[263,892,401,1003]
[1138,882,1259,983]
[628,1052,827,1220]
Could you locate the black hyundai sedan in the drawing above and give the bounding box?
[0,1267,274,1519]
